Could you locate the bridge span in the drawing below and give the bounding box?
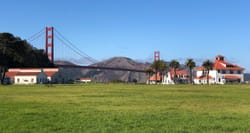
[55,64,147,73]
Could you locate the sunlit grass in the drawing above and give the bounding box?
[0,84,250,133]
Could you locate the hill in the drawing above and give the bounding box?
[87,57,150,83]
[54,57,150,83]
[54,60,77,66]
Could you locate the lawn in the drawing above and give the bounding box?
[0,84,250,133]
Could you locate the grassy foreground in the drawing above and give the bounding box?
[0,84,250,133]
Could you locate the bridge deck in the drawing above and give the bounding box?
[55,65,146,73]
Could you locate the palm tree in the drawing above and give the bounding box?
[159,61,168,83]
[202,60,214,85]
[185,59,196,84]
[151,61,160,84]
[146,67,153,84]
[169,60,180,84]
[151,60,167,84]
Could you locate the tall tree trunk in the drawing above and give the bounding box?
[207,70,209,85]
[174,68,177,84]
[189,68,192,84]
[0,67,2,84]
[160,72,165,84]
[161,72,164,84]
[148,74,150,84]
[155,71,157,84]
[0,67,7,85]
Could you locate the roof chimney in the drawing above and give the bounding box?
[216,55,224,61]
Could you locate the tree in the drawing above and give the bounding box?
[202,60,214,85]
[158,61,168,83]
[185,59,196,84]
[150,60,168,84]
[169,60,180,84]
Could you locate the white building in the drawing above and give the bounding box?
[5,68,59,85]
[162,69,188,84]
[148,69,188,85]
[194,55,244,84]
[79,78,92,83]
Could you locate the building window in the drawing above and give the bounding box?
[230,70,234,74]
[17,78,20,83]
[238,71,241,74]
[203,71,208,75]
[31,78,34,83]
[222,70,226,74]
[217,70,221,73]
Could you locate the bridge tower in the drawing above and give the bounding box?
[154,51,160,61]
[45,27,54,63]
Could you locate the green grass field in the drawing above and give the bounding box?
[0,84,250,133]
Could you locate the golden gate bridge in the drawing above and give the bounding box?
[27,27,146,73]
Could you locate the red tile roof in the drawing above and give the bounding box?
[224,75,240,79]
[195,66,204,71]
[15,72,40,76]
[149,72,161,81]
[80,78,91,81]
[44,72,57,77]
[5,72,19,78]
[6,68,58,77]
[169,69,187,77]
[9,68,58,70]
[196,55,244,71]
[213,60,244,70]
[195,75,213,79]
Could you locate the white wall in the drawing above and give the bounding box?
[14,73,47,85]
[162,73,174,84]
[15,76,37,85]
[194,69,244,84]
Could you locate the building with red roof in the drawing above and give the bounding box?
[194,55,244,84]
[78,78,92,83]
[148,72,162,84]
[163,69,188,84]
[147,69,188,84]
[5,68,59,84]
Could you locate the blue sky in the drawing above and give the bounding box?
[1,0,250,71]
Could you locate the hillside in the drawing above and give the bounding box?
[87,57,150,83]
[54,60,77,66]
[91,57,148,70]
[54,57,150,83]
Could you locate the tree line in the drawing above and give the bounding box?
[146,58,214,84]
[0,33,53,84]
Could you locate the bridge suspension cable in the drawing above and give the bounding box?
[26,28,45,43]
[54,28,98,64]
